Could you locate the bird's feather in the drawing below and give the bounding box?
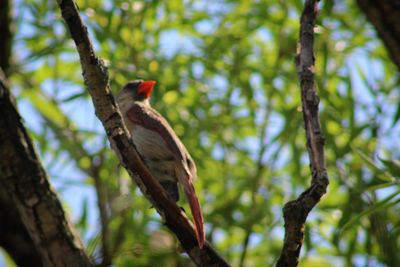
[125,102,204,248]
[126,103,197,174]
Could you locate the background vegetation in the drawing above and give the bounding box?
[1,0,399,266]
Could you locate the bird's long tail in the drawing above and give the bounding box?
[184,184,205,249]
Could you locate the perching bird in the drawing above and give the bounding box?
[116,80,205,248]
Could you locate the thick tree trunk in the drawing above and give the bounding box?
[0,1,45,265]
[0,72,92,267]
[0,188,43,267]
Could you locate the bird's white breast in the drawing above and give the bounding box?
[131,125,171,159]
[130,124,177,183]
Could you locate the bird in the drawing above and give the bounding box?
[116,80,205,248]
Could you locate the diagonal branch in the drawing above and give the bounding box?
[276,1,329,266]
[57,0,229,266]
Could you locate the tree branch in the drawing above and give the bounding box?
[357,0,400,71]
[276,1,329,266]
[57,1,229,266]
[91,162,112,267]
[0,70,93,266]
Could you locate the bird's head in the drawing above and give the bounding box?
[117,80,156,105]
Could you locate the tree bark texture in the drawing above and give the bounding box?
[0,1,44,265]
[57,0,229,266]
[0,187,43,267]
[0,71,93,267]
[357,0,400,71]
[277,1,329,266]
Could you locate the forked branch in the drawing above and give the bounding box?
[277,1,329,266]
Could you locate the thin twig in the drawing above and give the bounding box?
[57,0,229,266]
[91,162,112,267]
[239,115,269,267]
[276,1,329,266]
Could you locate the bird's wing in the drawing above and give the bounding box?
[126,103,187,161]
[126,103,198,182]
[126,102,204,248]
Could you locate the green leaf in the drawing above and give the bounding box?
[340,189,400,232]
[21,90,66,127]
[352,147,394,182]
[366,182,399,192]
[0,248,18,267]
[62,91,87,102]
[393,103,400,126]
[378,157,400,178]
[77,197,88,231]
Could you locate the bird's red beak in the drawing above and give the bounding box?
[138,80,156,98]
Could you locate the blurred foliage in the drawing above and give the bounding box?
[4,0,400,266]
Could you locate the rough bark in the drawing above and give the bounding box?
[276,1,329,266]
[0,1,46,265]
[0,187,43,267]
[357,0,400,71]
[57,0,229,266]
[0,71,93,267]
